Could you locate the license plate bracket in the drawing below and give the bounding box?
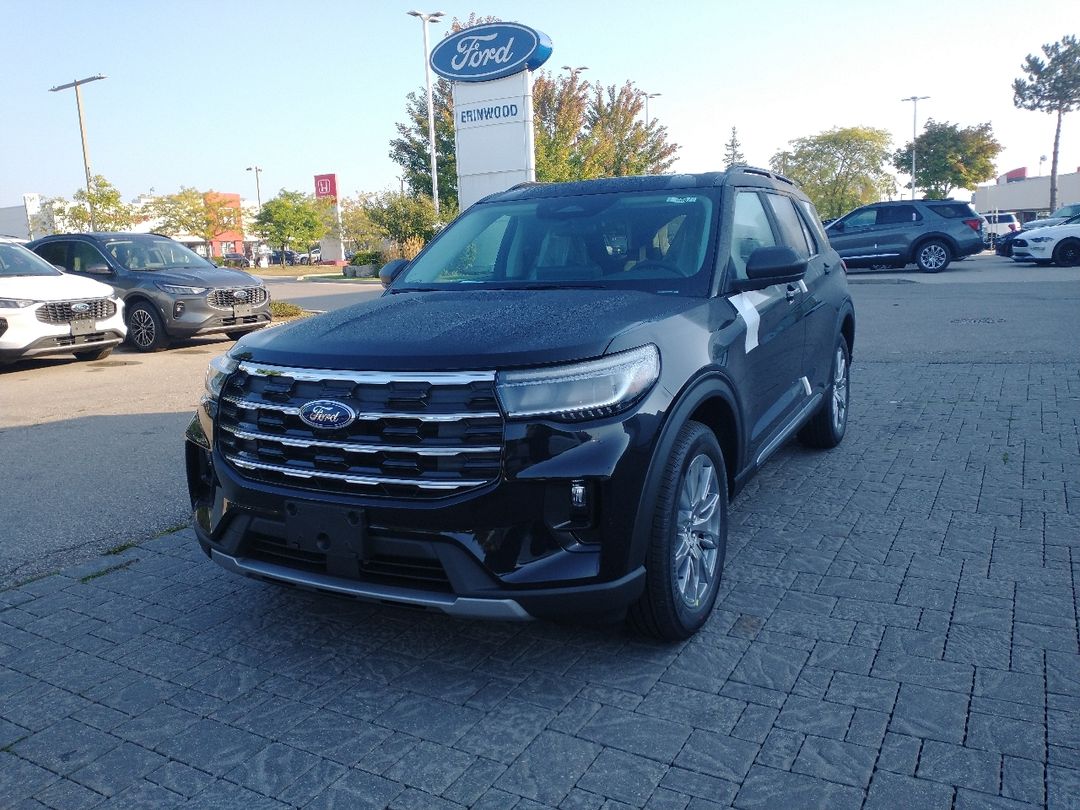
[70,319,97,336]
[233,303,254,318]
[283,500,366,557]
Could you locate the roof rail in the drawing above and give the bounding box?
[730,165,799,189]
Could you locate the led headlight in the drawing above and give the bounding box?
[1028,236,1054,243]
[0,298,36,308]
[496,344,660,421]
[204,354,239,399]
[156,283,208,295]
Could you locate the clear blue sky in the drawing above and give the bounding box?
[1,0,1077,208]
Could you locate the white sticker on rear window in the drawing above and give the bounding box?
[666,196,698,204]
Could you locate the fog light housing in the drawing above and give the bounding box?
[570,480,587,510]
[173,301,185,317]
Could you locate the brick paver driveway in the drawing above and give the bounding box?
[2,276,1078,808]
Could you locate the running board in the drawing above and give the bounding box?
[755,392,823,467]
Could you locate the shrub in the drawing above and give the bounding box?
[270,301,305,319]
[349,249,382,266]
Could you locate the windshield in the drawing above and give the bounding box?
[103,237,214,271]
[1052,204,1080,218]
[0,242,62,278]
[396,191,718,295]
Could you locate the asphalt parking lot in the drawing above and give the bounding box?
[1,253,1078,808]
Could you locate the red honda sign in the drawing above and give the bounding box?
[314,173,338,200]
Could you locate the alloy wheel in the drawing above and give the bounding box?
[832,346,849,433]
[130,309,156,348]
[920,243,948,271]
[673,453,722,608]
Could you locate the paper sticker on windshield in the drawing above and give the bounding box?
[666,196,698,204]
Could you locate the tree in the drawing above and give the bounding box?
[149,188,241,255]
[388,78,459,209]
[1013,34,1080,211]
[586,82,679,177]
[253,191,327,264]
[363,192,439,250]
[723,127,746,169]
[770,127,895,219]
[532,70,604,182]
[339,196,383,253]
[43,175,137,232]
[891,120,1002,199]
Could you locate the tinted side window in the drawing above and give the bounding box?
[729,192,777,279]
[34,241,67,267]
[928,203,977,219]
[70,242,108,273]
[844,208,878,228]
[765,193,810,259]
[878,205,922,225]
[798,199,829,250]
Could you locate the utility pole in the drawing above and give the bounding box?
[49,74,107,230]
[900,96,929,200]
[408,11,444,216]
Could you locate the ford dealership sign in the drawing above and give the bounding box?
[430,23,552,83]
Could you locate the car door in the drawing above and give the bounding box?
[825,207,880,265]
[724,189,806,456]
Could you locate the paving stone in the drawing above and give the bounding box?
[1046,764,1080,810]
[144,760,216,798]
[674,729,759,782]
[966,712,1046,761]
[13,718,120,774]
[305,764,404,809]
[792,735,876,788]
[376,695,484,746]
[68,740,168,797]
[579,706,692,762]
[154,718,267,777]
[636,683,744,735]
[774,695,854,740]
[643,787,690,810]
[577,748,667,807]
[863,771,954,810]
[496,731,600,806]
[383,740,475,795]
[658,767,738,805]
[1001,756,1045,805]
[877,732,921,776]
[442,758,507,806]
[754,727,804,770]
[455,699,554,764]
[730,643,808,692]
[734,764,863,809]
[33,777,105,810]
[954,789,1040,809]
[845,707,889,748]
[890,683,969,744]
[825,672,899,713]
[102,778,185,809]
[730,704,779,743]
[806,641,874,675]
[916,741,1001,794]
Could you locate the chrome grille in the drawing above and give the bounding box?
[208,287,268,309]
[217,362,504,498]
[36,298,116,324]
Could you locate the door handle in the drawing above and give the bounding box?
[785,284,798,302]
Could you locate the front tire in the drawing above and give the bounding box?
[127,302,168,352]
[74,346,113,361]
[628,421,728,641]
[915,239,951,273]
[799,336,850,449]
[1053,239,1080,267]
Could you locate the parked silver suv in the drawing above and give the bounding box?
[28,233,271,351]
[825,200,985,272]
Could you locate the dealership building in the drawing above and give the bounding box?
[973,166,1080,223]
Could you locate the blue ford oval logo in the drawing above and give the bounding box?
[298,400,356,430]
[233,289,249,301]
[430,23,552,83]
[71,302,90,313]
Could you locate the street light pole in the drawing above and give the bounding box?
[644,92,662,128]
[246,165,263,209]
[49,74,106,231]
[408,10,444,217]
[900,95,929,200]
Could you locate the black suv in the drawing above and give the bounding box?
[28,233,271,351]
[825,199,985,272]
[185,168,855,639]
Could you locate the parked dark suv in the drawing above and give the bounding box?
[185,168,855,639]
[825,199,984,272]
[28,233,271,351]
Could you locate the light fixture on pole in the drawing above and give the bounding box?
[49,74,106,231]
[246,165,263,209]
[1039,155,1047,176]
[900,95,929,200]
[560,65,589,80]
[408,10,444,216]
[644,92,662,128]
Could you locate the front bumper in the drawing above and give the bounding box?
[0,304,125,362]
[184,388,661,621]
[162,294,271,339]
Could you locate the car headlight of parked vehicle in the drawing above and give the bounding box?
[0,298,37,309]
[156,283,208,295]
[1028,236,1055,243]
[496,344,660,421]
[204,354,239,399]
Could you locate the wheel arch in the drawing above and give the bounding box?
[627,372,743,569]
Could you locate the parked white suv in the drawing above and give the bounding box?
[0,238,126,364]
[981,211,1020,245]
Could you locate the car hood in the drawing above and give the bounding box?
[148,267,261,288]
[233,288,702,371]
[1,273,116,302]
[1022,217,1065,230]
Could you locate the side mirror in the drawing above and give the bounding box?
[85,263,112,275]
[828,220,844,233]
[732,246,807,292]
[379,258,409,289]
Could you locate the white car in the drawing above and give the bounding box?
[1011,216,1080,266]
[0,238,126,364]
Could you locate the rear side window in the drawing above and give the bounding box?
[33,241,67,267]
[797,199,829,248]
[878,205,922,225]
[928,203,977,219]
[765,193,811,259]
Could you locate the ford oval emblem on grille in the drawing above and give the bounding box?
[233,289,248,301]
[71,302,91,313]
[298,400,356,430]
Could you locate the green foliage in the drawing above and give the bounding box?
[770,127,895,219]
[364,192,440,247]
[270,300,306,318]
[533,71,604,182]
[254,191,328,263]
[339,196,383,253]
[389,79,458,208]
[43,175,137,232]
[892,120,1002,199]
[1013,34,1080,210]
[585,81,679,177]
[148,187,240,251]
[723,126,746,169]
[349,249,383,266]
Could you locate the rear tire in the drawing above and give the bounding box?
[74,346,113,361]
[799,336,850,449]
[1052,238,1080,267]
[915,239,951,273]
[628,421,728,641]
[127,302,168,352]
